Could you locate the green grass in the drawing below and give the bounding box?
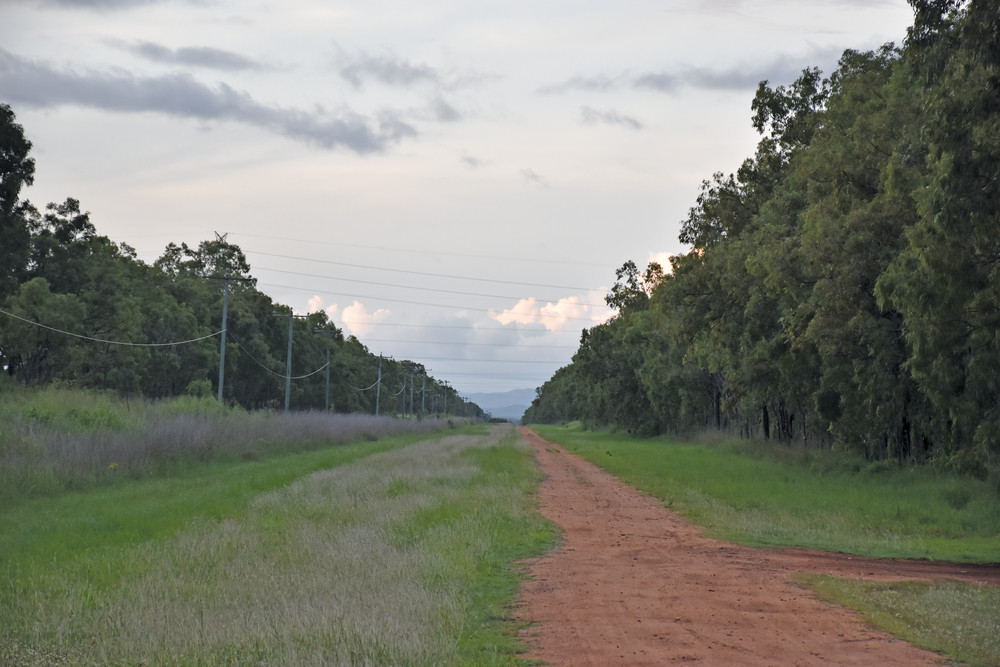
[0,433,419,580]
[530,425,1000,563]
[802,575,1000,667]
[0,424,556,665]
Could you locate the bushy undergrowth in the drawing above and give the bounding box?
[0,387,449,504]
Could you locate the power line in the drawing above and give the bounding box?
[359,337,575,349]
[336,320,592,333]
[245,249,595,292]
[227,333,330,381]
[348,378,381,392]
[230,231,607,269]
[0,308,224,347]
[254,265,608,307]
[256,281,605,323]
[401,357,565,364]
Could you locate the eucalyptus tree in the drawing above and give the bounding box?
[0,104,35,300]
[878,0,1000,464]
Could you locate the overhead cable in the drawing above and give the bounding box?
[257,281,604,323]
[254,265,608,307]
[230,231,606,268]
[245,249,594,291]
[0,308,223,347]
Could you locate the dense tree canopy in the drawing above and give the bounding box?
[525,1,997,473]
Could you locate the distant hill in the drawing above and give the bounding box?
[466,388,536,422]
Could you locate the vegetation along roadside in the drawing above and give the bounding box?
[0,386,453,504]
[1,422,556,665]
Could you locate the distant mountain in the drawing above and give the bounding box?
[466,388,536,422]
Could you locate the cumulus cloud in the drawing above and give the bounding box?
[109,39,264,71]
[461,154,485,168]
[491,295,612,333]
[340,300,390,338]
[307,295,340,322]
[580,105,643,130]
[0,49,416,153]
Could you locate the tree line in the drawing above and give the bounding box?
[0,106,481,418]
[525,1,998,472]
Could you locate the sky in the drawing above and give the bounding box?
[0,0,916,399]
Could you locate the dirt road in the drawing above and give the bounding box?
[515,427,1000,665]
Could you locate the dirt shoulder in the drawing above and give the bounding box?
[515,427,1000,666]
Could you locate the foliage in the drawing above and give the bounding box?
[526,2,999,476]
[0,103,35,300]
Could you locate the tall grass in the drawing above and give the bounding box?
[0,425,555,665]
[0,387,449,503]
[530,426,1000,562]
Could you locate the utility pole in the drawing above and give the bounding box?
[218,279,230,404]
[409,373,414,419]
[314,324,335,412]
[205,273,253,404]
[375,354,382,416]
[273,310,308,413]
[420,374,426,420]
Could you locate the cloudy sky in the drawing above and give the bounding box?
[1,0,915,398]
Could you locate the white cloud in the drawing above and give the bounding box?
[307,294,340,321]
[340,300,390,337]
[490,294,612,333]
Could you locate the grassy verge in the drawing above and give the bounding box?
[530,424,1000,666]
[801,575,1000,667]
[0,386,450,503]
[1,424,556,665]
[530,425,1000,562]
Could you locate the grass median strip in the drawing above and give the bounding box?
[1,424,556,665]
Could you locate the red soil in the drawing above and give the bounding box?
[515,427,1000,666]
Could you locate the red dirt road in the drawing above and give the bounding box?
[515,427,1000,666]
